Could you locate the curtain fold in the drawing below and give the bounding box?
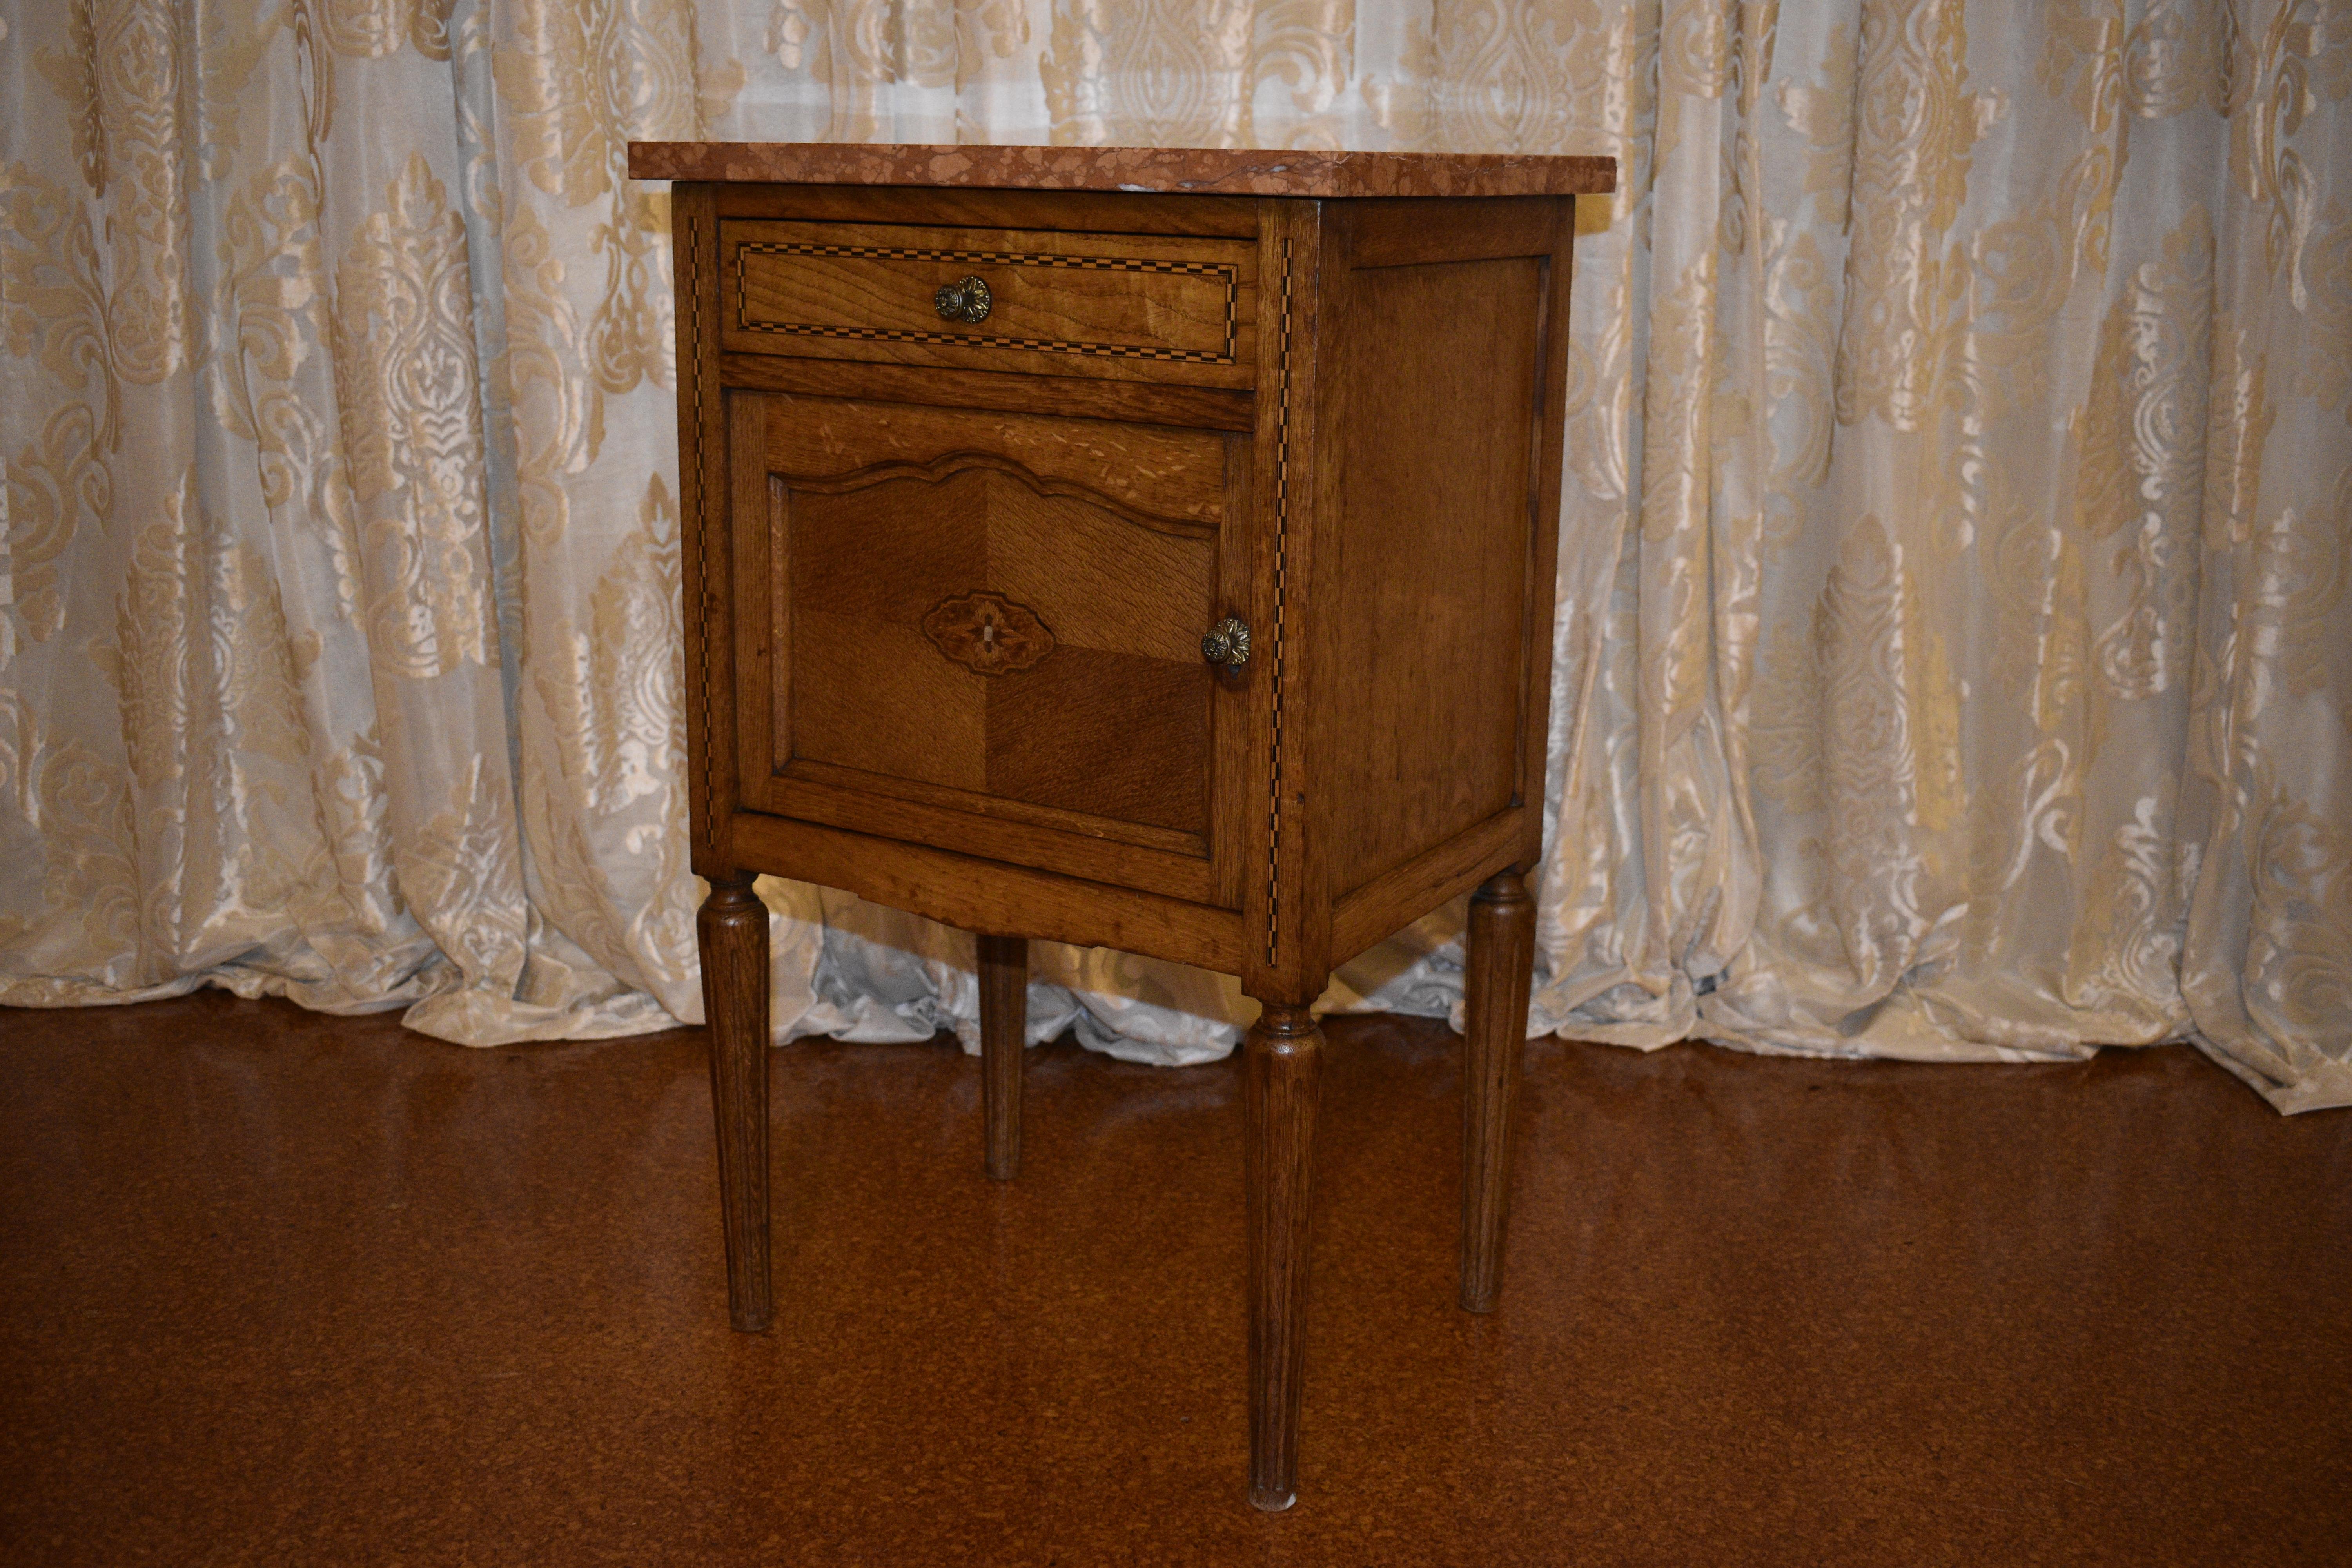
[2,0,2346,1111]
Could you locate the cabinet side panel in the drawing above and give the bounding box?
[1519,198,1576,870]
[675,182,738,876]
[1328,250,1545,898]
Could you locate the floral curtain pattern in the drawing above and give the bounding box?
[2,0,2345,1110]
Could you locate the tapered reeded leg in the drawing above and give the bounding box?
[698,874,772,1333]
[978,934,1027,1180]
[1244,1003,1324,1512]
[1461,869,1536,1314]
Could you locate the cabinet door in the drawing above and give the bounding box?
[730,390,1250,907]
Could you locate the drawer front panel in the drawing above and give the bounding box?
[731,392,1251,906]
[720,221,1256,389]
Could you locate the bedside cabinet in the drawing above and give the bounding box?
[630,142,1614,1510]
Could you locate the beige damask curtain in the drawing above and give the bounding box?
[2,1,2347,1109]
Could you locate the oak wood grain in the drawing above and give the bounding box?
[978,934,1027,1180]
[698,875,773,1333]
[789,608,987,791]
[1328,806,1523,967]
[1240,199,1332,1006]
[730,390,1240,898]
[717,352,1256,432]
[732,394,783,803]
[779,757,1205,857]
[1518,199,1577,869]
[762,765,1218,906]
[1323,232,1545,898]
[730,812,1246,973]
[779,477,1215,826]
[1343,198,1559,269]
[708,181,1264,238]
[766,391,1228,533]
[983,648,1210,833]
[673,182,734,878]
[1460,869,1536,1314]
[1211,438,1255,911]
[1244,1002,1325,1511]
[722,219,1257,388]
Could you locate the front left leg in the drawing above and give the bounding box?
[1244,1002,1324,1512]
[699,873,772,1333]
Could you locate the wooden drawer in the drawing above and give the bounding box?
[719,220,1257,389]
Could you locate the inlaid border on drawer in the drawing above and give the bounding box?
[720,220,1258,390]
[738,241,1240,365]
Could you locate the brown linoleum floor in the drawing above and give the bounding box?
[2,992,2347,1567]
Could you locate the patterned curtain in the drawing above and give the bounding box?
[2,1,2346,1110]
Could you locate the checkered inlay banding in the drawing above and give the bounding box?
[685,210,720,843]
[733,241,1241,365]
[1264,238,1295,966]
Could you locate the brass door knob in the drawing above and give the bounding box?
[1201,615,1251,670]
[934,275,992,324]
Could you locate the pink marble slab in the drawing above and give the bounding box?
[627,142,1615,199]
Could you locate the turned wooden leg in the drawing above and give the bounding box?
[1244,1003,1324,1512]
[978,934,1027,1180]
[1461,868,1536,1314]
[698,873,772,1333]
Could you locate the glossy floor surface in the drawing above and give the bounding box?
[4,992,2348,1566]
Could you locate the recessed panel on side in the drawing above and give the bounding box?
[1328,255,1544,898]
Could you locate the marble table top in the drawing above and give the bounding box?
[626,142,1615,200]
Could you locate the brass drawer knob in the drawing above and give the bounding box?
[934,274,992,324]
[1201,615,1251,671]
